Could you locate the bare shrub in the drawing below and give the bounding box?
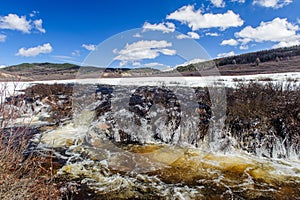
[226,82,300,158]
[0,82,61,199]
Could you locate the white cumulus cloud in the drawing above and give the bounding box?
[232,0,245,3]
[221,38,238,46]
[166,5,244,30]
[210,0,225,7]
[30,11,39,18]
[16,43,53,57]
[33,19,46,33]
[144,62,168,68]
[132,62,141,66]
[273,40,300,48]
[205,32,220,37]
[217,51,235,58]
[235,17,300,48]
[187,32,200,39]
[0,13,46,33]
[82,44,96,51]
[142,22,175,33]
[177,34,189,39]
[0,14,31,33]
[253,0,292,8]
[113,40,176,66]
[177,32,200,39]
[211,0,245,7]
[0,34,6,42]
[71,50,80,57]
[133,33,142,38]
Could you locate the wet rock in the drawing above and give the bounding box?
[4,84,74,126]
[127,86,181,143]
[195,89,212,141]
[3,82,299,160]
[93,85,113,117]
[96,122,110,130]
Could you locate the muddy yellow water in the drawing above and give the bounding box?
[38,115,300,199]
[55,142,300,199]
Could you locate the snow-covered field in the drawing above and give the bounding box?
[1,72,300,96]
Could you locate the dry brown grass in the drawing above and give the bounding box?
[225,82,300,157]
[0,82,62,200]
[0,130,61,199]
[226,82,300,123]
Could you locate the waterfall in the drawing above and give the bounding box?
[17,82,299,199]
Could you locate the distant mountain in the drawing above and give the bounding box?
[5,62,80,72]
[1,63,81,81]
[1,62,160,80]
[1,45,300,81]
[215,45,300,66]
[174,45,300,75]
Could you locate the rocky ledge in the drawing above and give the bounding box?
[1,82,299,160]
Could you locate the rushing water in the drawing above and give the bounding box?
[27,83,300,199]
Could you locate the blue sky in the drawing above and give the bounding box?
[0,0,299,68]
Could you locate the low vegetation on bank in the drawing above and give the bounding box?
[0,89,60,199]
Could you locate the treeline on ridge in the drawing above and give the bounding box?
[216,45,300,66]
[176,45,300,72]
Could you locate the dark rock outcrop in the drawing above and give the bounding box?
[128,86,181,143]
[2,82,299,159]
